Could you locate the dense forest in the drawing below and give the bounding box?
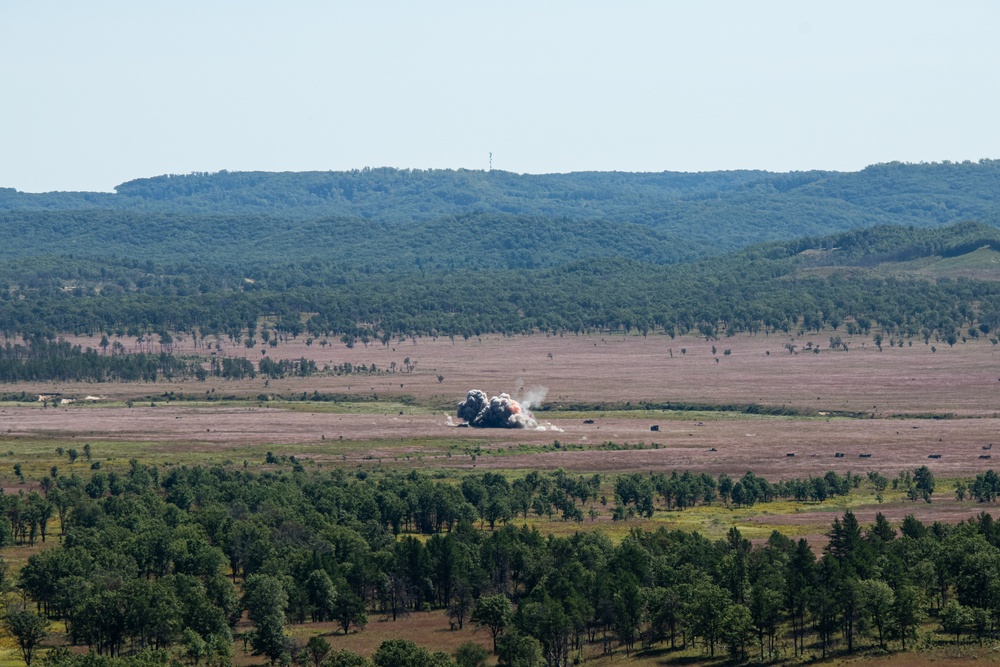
[0,162,998,350]
[0,459,992,667]
[0,223,999,361]
[1,162,1000,269]
[3,162,999,233]
[0,460,996,667]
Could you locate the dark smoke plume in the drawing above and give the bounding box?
[457,389,537,429]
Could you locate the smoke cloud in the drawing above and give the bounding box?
[457,388,563,431]
[518,385,548,411]
[457,390,536,428]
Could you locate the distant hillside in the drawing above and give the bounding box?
[0,211,702,270]
[771,219,1000,265]
[1,161,998,264]
[746,221,1000,281]
[2,163,999,344]
[2,222,999,344]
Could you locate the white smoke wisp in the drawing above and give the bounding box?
[535,421,564,433]
[515,384,563,431]
[517,385,549,411]
[457,389,539,429]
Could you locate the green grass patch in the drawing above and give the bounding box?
[465,485,913,544]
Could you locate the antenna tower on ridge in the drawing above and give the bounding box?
[489,152,492,171]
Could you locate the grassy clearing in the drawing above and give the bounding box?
[0,397,435,413]
[482,489,907,543]
[427,466,919,543]
[0,433,456,472]
[0,436,256,475]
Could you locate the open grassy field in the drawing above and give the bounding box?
[4,330,1000,665]
[4,331,1000,533]
[23,327,1000,415]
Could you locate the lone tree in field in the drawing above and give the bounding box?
[454,642,489,667]
[332,585,367,635]
[914,465,936,502]
[496,633,543,667]
[3,609,49,666]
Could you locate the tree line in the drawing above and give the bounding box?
[2,223,1000,346]
[3,458,996,667]
[4,162,1000,254]
[0,338,324,383]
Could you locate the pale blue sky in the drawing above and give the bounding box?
[2,1,998,192]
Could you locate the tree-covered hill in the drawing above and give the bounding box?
[2,161,999,343]
[2,222,999,343]
[0,210,702,270]
[1,160,998,263]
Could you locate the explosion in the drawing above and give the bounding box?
[457,390,536,428]
[456,388,562,431]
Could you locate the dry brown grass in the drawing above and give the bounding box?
[275,610,492,663]
[2,403,998,481]
[25,330,1000,416]
[5,331,1000,665]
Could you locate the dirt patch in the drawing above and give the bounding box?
[4,406,1000,480]
[25,331,1000,417]
[233,609,492,664]
[462,416,1000,479]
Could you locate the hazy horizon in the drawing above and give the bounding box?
[12,160,1000,197]
[3,1,998,193]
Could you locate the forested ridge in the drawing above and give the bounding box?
[4,459,1000,667]
[0,161,1000,381]
[1,223,999,356]
[0,162,998,349]
[0,211,702,270]
[2,160,999,266]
